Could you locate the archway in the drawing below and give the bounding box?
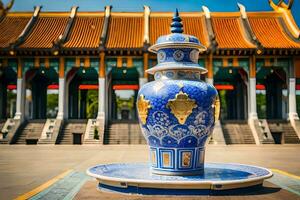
[214,67,248,120]
[25,68,58,119]
[67,67,98,119]
[108,67,139,122]
[256,67,287,119]
[0,67,17,119]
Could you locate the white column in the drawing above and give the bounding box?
[14,78,25,121]
[139,77,148,88]
[97,78,105,120]
[57,78,65,119]
[288,78,299,120]
[249,78,258,120]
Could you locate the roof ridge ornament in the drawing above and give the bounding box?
[269,0,294,10]
[143,5,151,45]
[269,0,299,39]
[0,0,14,18]
[202,6,210,19]
[237,3,247,19]
[170,9,183,33]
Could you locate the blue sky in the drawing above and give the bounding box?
[2,0,300,26]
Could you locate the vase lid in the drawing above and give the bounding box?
[147,9,207,75]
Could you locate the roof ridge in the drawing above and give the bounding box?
[52,6,78,54]
[9,5,41,53]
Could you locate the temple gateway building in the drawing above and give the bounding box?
[0,1,299,145]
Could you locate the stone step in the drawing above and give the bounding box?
[222,122,255,145]
[56,121,87,145]
[84,139,101,144]
[14,122,45,145]
[268,122,300,144]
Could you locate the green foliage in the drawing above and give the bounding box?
[256,93,266,119]
[6,90,16,118]
[219,90,227,120]
[86,90,98,119]
[47,93,58,118]
[116,96,134,109]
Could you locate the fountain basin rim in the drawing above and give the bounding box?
[86,162,273,187]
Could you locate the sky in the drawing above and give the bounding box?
[2,0,300,26]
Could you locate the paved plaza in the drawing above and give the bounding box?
[0,144,299,199]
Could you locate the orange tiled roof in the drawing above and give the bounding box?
[181,16,209,47]
[19,17,68,48]
[63,16,104,48]
[106,16,144,49]
[1,11,300,51]
[211,17,255,49]
[149,16,209,47]
[0,16,31,48]
[149,16,171,45]
[248,16,300,49]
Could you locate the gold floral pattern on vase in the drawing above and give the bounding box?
[137,94,151,125]
[182,152,192,167]
[167,91,197,125]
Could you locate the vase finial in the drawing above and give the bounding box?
[171,8,183,33]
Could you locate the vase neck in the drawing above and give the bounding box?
[154,69,202,81]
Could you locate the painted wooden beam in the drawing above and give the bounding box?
[127,57,133,68]
[143,53,149,78]
[59,57,64,78]
[17,57,22,78]
[99,52,105,78]
[207,53,213,79]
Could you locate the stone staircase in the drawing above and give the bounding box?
[14,120,46,144]
[267,120,300,144]
[38,119,63,144]
[83,119,102,144]
[56,120,87,145]
[253,119,274,144]
[0,119,7,143]
[221,121,256,144]
[104,121,146,144]
[0,119,22,144]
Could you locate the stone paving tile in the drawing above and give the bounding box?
[1,145,299,199]
[268,172,300,196]
[28,171,300,199]
[29,172,90,200]
[75,180,300,200]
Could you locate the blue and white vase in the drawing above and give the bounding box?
[137,10,219,175]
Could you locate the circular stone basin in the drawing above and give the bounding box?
[87,162,273,195]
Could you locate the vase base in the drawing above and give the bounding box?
[151,168,203,176]
[87,162,272,195]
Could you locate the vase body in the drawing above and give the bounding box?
[137,11,219,175]
[137,70,218,175]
